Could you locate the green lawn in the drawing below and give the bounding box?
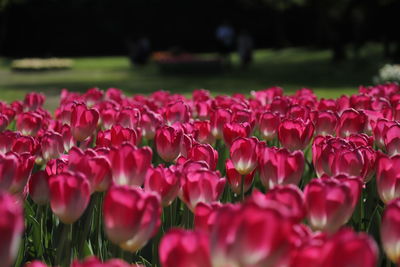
[0,43,387,110]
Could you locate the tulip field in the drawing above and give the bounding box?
[2,84,400,267]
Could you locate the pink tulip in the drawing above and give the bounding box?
[40,131,64,162]
[0,192,24,267]
[140,109,162,140]
[103,185,161,252]
[181,169,226,211]
[376,154,400,203]
[49,171,91,224]
[159,229,212,267]
[304,176,362,233]
[381,198,400,264]
[258,146,304,189]
[12,135,38,155]
[312,111,338,136]
[193,120,215,145]
[210,203,294,267]
[336,109,367,137]
[16,112,43,136]
[71,256,138,267]
[0,114,9,132]
[188,143,218,171]
[155,125,183,162]
[251,185,306,223]
[385,124,400,156]
[9,152,35,194]
[222,122,251,148]
[109,143,152,186]
[164,100,190,125]
[0,153,18,191]
[28,170,50,205]
[321,229,378,267]
[210,108,232,139]
[225,159,254,194]
[373,118,397,149]
[258,111,281,141]
[229,137,259,175]
[144,165,180,206]
[70,103,99,142]
[23,92,45,111]
[194,202,230,233]
[24,260,48,267]
[278,118,314,151]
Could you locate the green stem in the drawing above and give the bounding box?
[240,175,245,201]
[56,223,73,267]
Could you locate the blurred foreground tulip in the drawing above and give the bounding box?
[304,176,362,233]
[159,229,211,267]
[0,192,24,267]
[49,171,91,224]
[103,185,161,252]
[381,198,400,264]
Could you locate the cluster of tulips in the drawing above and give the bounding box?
[1,84,400,266]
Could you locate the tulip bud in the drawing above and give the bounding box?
[181,169,226,211]
[229,137,259,175]
[109,143,152,186]
[381,198,400,264]
[144,165,180,206]
[49,171,90,224]
[103,185,161,252]
[278,118,314,151]
[304,176,362,233]
[159,229,212,267]
[155,126,183,162]
[70,103,99,142]
[0,192,24,267]
[258,146,304,189]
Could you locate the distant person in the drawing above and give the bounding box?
[237,29,254,69]
[128,37,151,66]
[216,21,235,65]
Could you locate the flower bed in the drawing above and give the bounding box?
[153,51,223,74]
[1,84,400,266]
[11,58,73,71]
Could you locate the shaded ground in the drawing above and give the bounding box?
[0,44,387,110]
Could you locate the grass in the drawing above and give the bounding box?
[0,43,388,110]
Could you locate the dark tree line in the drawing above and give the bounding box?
[0,0,399,60]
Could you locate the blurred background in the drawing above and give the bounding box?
[0,0,399,107]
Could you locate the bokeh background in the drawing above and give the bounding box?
[0,0,399,108]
